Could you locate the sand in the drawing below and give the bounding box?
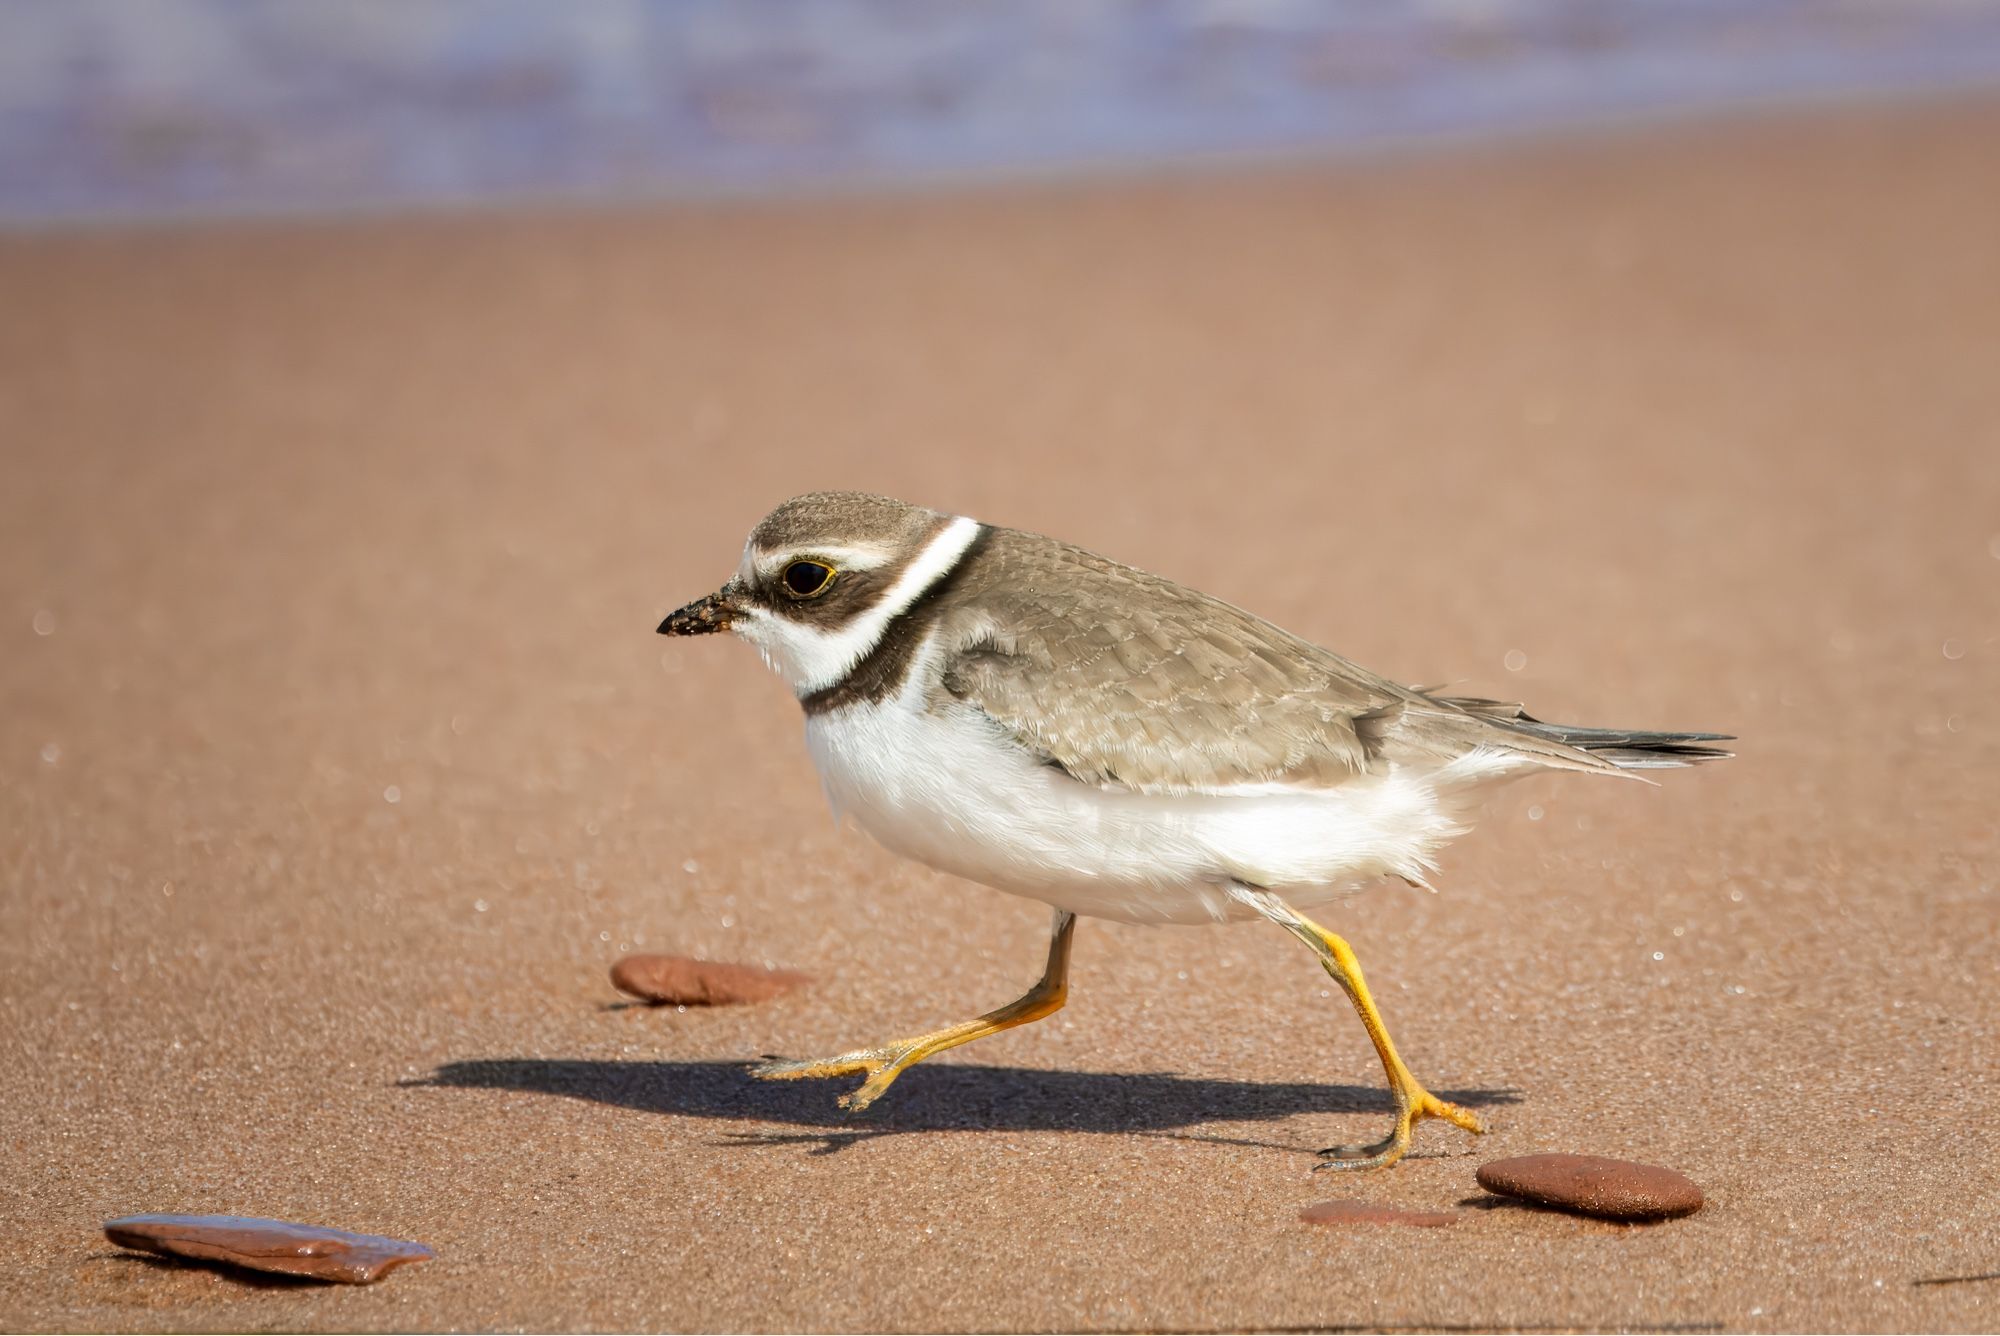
[3,95,1997,1333]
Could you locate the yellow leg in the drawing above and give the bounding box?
[1240,887,1485,1170]
[751,909,1075,1113]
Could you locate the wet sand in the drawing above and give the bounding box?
[4,96,1998,1332]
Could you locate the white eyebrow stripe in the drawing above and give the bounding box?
[752,542,897,578]
[780,514,982,695]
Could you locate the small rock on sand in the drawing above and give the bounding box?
[1299,1199,1458,1228]
[103,1214,433,1284]
[610,954,809,1005]
[1475,1153,1703,1221]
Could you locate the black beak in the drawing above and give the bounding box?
[657,588,738,636]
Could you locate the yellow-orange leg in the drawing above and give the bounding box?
[751,909,1076,1113]
[1234,886,1486,1170]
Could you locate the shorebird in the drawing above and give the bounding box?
[659,492,1729,1168]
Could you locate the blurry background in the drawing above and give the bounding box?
[6,5,1999,1333]
[9,0,2000,220]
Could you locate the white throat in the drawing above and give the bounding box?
[732,514,981,696]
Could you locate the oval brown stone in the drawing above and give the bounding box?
[103,1214,433,1284]
[1475,1153,1703,1221]
[1299,1198,1458,1228]
[609,954,809,1005]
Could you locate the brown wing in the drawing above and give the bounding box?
[932,527,1565,794]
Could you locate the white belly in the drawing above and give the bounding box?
[803,689,1498,926]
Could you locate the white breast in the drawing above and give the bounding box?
[802,649,1509,925]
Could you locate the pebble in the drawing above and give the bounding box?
[610,954,809,1005]
[103,1214,434,1284]
[1474,1153,1704,1221]
[1299,1198,1458,1228]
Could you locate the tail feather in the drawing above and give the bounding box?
[1431,694,1735,770]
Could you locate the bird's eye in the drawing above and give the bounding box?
[781,560,836,599]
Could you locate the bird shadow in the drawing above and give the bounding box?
[403,1059,1520,1155]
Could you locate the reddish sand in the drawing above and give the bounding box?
[3,97,1997,1332]
[1299,1200,1460,1230]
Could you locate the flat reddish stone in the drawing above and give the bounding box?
[103,1214,433,1284]
[1299,1199,1458,1228]
[610,954,809,1005]
[1475,1153,1704,1221]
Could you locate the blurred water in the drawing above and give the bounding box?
[5,0,2000,222]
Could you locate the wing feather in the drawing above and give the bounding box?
[930,528,1631,793]
[932,528,1572,794]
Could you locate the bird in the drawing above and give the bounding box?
[658,491,1730,1169]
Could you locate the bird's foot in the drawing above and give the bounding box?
[749,1046,915,1113]
[1315,1084,1486,1171]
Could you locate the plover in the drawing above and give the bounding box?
[659,492,1729,1168]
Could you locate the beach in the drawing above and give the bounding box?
[3,94,1997,1331]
